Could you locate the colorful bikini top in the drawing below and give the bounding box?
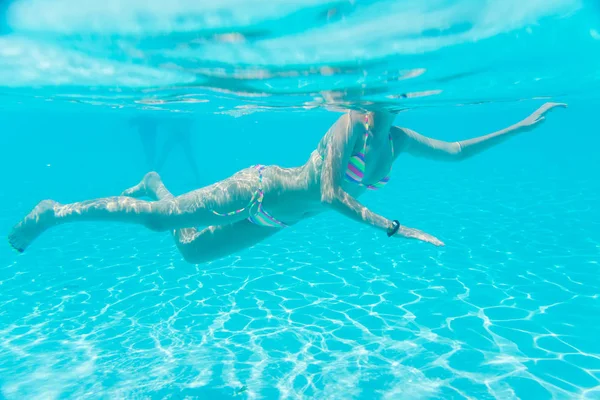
[344,115,394,190]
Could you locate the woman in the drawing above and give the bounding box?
[8,103,565,263]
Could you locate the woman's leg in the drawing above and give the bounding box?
[173,221,282,264]
[8,169,262,253]
[123,172,280,264]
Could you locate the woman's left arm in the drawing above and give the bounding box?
[391,102,566,161]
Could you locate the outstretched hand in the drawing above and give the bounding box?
[396,226,445,247]
[520,102,567,130]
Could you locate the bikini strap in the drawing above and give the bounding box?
[211,165,264,217]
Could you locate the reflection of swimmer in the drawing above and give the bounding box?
[129,115,200,185]
[155,118,201,186]
[129,115,159,170]
[10,103,565,263]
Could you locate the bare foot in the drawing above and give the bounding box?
[8,200,59,253]
[121,172,161,199]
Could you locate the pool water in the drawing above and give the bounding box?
[1,1,599,399]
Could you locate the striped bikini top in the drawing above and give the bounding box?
[344,115,394,190]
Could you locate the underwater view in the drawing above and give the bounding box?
[1,1,600,399]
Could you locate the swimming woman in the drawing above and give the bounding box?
[8,103,565,263]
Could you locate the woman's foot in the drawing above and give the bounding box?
[8,200,59,253]
[121,172,161,199]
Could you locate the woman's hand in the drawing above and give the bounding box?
[396,225,445,247]
[519,102,567,130]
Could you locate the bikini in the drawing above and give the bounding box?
[344,115,394,190]
[211,164,287,228]
[212,115,394,228]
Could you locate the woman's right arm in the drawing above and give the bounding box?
[320,112,444,246]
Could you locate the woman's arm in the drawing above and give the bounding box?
[391,102,567,161]
[320,111,443,246]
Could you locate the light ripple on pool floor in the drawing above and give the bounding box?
[0,170,598,399]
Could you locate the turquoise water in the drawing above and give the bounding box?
[1,1,600,399]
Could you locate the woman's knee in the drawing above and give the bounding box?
[176,242,211,264]
[143,216,166,232]
[142,199,183,231]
